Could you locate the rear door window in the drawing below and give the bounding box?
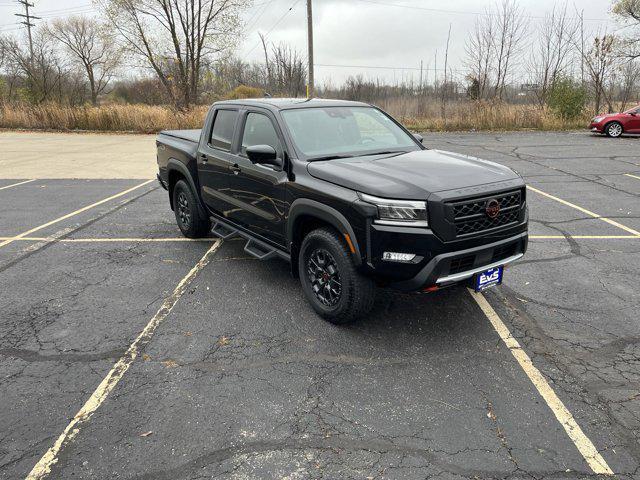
[210,110,238,151]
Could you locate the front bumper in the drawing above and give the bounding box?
[589,123,604,133]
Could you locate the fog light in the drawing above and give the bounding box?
[382,252,416,263]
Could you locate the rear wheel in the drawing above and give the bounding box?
[172,179,210,238]
[605,121,623,138]
[299,228,375,324]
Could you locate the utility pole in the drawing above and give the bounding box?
[306,0,314,98]
[15,0,40,58]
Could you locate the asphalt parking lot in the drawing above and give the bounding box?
[0,131,639,479]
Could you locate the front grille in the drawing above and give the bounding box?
[449,190,522,238]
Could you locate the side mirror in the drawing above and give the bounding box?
[246,145,282,168]
[413,133,424,144]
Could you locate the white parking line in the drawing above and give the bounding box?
[0,180,154,249]
[529,235,639,239]
[0,179,35,191]
[527,186,640,236]
[469,290,614,475]
[624,173,640,181]
[25,239,222,480]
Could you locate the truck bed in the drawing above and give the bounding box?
[159,129,201,144]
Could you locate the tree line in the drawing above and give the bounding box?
[0,0,638,116]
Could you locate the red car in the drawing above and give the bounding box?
[589,105,640,137]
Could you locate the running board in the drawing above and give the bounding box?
[209,216,290,262]
[211,221,238,239]
[244,239,278,260]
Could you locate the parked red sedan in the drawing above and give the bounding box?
[589,105,640,137]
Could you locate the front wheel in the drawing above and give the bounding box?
[605,122,623,138]
[172,179,211,238]
[298,228,375,324]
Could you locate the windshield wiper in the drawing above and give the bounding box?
[309,154,355,162]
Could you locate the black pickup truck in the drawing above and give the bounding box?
[156,98,528,323]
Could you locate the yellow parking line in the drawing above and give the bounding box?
[25,240,222,480]
[0,180,154,249]
[469,290,614,475]
[624,173,640,181]
[527,186,640,236]
[0,179,35,191]
[0,237,216,243]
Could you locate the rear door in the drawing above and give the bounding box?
[224,109,289,247]
[197,108,240,215]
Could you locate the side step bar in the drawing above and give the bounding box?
[210,218,290,262]
[211,222,238,240]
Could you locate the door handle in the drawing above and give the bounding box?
[230,164,241,175]
[199,154,208,163]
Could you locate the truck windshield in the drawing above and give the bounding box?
[280,106,420,160]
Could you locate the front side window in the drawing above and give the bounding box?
[210,109,238,151]
[241,113,282,156]
[280,106,419,159]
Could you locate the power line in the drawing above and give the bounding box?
[315,62,467,74]
[243,0,302,57]
[353,0,615,23]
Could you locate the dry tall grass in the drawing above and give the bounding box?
[0,100,589,133]
[0,103,209,133]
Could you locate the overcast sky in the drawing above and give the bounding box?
[0,0,620,85]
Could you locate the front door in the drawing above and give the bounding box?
[626,108,640,133]
[224,110,288,247]
[198,108,240,215]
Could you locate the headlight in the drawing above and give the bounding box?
[593,116,604,123]
[359,193,428,227]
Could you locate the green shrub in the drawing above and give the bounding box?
[547,78,586,120]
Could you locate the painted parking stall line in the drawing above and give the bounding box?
[527,185,640,236]
[0,180,154,249]
[0,237,217,243]
[624,173,640,181]
[469,290,614,475]
[0,179,36,191]
[24,239,222,480]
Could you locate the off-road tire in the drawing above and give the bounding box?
[605,121,623,138]
[172,179,210,238]
[299,228,375,324]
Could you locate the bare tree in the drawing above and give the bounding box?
[0,29,64,103]
[47,16,120,105]
[529,3,579,105]
[492,0,528,100]
[618,60,640,109]
[465,13,494,99]
[98,0,249,107]
[581,34,620,113]
[465,0,527,100]
[612,0,640,60]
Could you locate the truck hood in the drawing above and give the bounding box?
[306,149,521,199]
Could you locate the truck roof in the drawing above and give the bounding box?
[212,98,371,111]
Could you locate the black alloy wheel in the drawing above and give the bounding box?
[172,179,211,238]
[176,191,192,230]
[307,248,342,306]
[298,227,375,324]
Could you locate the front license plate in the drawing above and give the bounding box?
[474,266,503,292]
